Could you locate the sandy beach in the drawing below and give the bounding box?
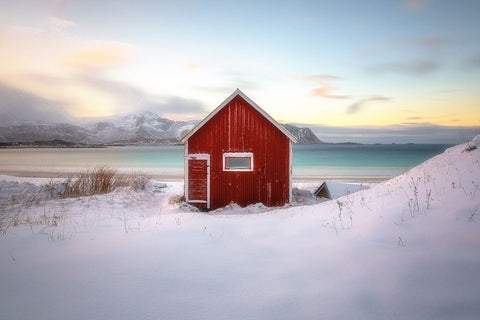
[0,165,394,183]
[0,169,391,183]
[0,143,431,185]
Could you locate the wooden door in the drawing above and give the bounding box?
[187,155,210,208]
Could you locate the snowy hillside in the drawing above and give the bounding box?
[0,136,479,319]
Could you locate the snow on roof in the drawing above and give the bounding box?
[180,88,297,143]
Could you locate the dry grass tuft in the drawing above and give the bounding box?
[58,166,131,198]
[169,194,186,205]
[0,167,153,236]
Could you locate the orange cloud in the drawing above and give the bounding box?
[289,72,348,99]
[402,0,429,12]
[63,42,135,71]
[311,87,330,96]
[311,86,350,99]
[183,63,205,70]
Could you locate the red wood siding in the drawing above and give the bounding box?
[186,95,290,209]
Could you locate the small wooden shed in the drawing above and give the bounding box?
[180,89,297,210]
[314,181,332,200]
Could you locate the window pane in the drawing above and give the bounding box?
[226,157,250,169]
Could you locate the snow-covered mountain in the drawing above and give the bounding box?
[79,111,197,144]
[283,124,323,144]
[0,111,197,145]
[0,111,322,144]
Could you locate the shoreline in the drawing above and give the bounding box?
[0,169,392,184]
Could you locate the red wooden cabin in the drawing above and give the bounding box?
[181,89,297,210]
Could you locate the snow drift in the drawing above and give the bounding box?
[1,136,479,320]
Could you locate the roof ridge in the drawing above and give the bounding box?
[180,89,297,143]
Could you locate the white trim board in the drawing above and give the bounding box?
[223,152,254,172]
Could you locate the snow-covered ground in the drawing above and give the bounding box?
[1,137,480,320]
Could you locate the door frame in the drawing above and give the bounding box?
[185,153,210,209]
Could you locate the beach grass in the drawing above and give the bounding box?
[50,166,132,198]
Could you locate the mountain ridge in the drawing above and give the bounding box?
[0,111,323,145]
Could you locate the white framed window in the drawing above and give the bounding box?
[223,152,254,171]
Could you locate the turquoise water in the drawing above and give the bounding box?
[293,144,451,168]
[292,144,452,180]
[0,144,452,180]
[0,145,182,169]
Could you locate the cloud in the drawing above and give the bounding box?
[346,96,390,114]
[222,71,265,92]
[287,73,341,82]
[463,53,480,69]
[5,25,43,35]
[289,73,349,99]
[368,60,440,75]
[16,71,208,120]
[356,36,451,60]
[63,41,136,71]
[412,36,451,49]
[50,16,77,28]
[0,82,70,124]
[77,75,147,105]
[311,87,350,100]
[145,96,207,117]
[0,75,207,123]
[183,63,205,70]
[405,116,424,121]
[249,61,271,69]
[304,123,478,144]
[402,0,429,13]
[76,75,207,118]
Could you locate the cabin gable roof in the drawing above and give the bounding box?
[180,89,297,143]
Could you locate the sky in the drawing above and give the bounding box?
[0,0,479,143]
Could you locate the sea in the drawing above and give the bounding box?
[0,143,453,182]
